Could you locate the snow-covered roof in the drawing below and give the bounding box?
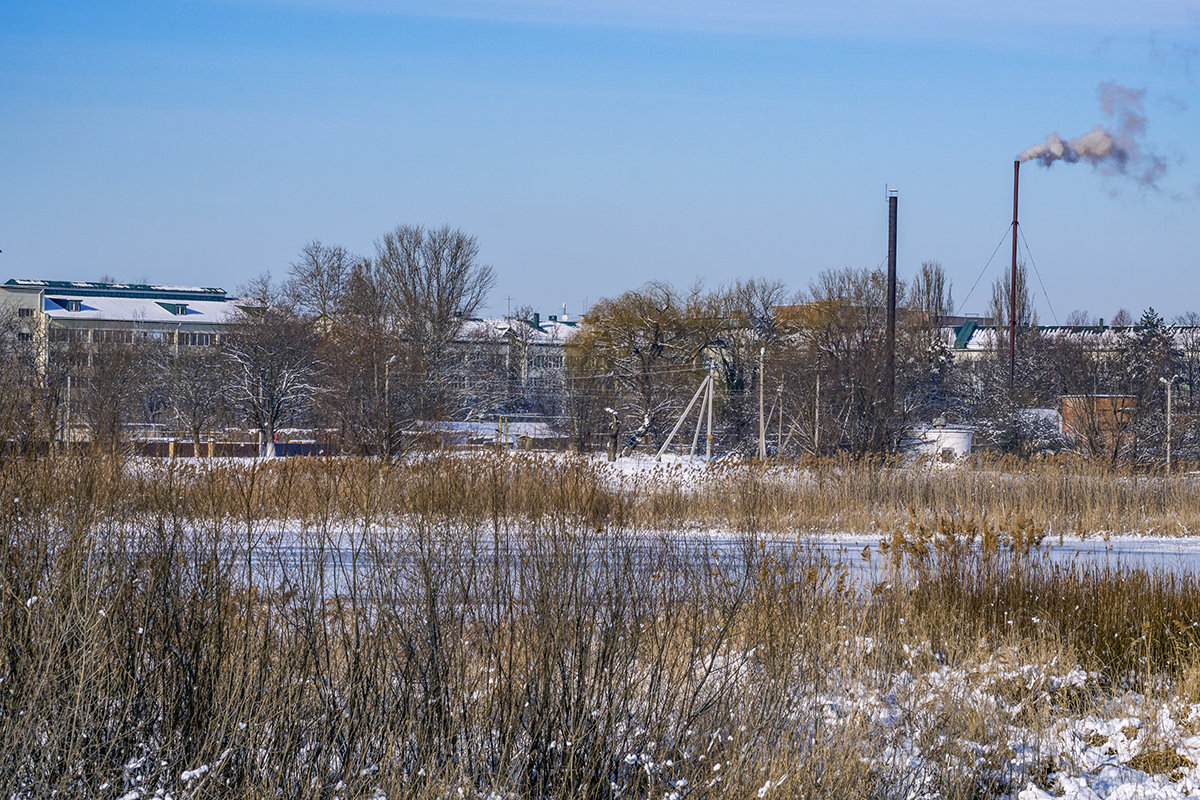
[947,323,1200,352]
[454,318,577,345]
[455,318,513,342]
[414,419,564,445]
[426,420,558,437]
[41,295,240,325]
[537,320,578,343]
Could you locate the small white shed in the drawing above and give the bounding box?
[901,424,973,462]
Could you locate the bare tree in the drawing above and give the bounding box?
[0,311,58,447]
[910,260,954,325]
[709,278,793,454]
[987,261,1034,363]
[167,344,229,456]
[724,278,793,346]
[372,225,495,419]
[285,241,355,320]
[1173,311,1200,412]
[1110,308,1133,328]
[72,340,158,455]
[224,285,319,458]
[801,267,894,453]
[568,282,716,453]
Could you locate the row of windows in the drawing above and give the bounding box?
[48,327,219,346]
[94,329,135,344]
[531,355,563,369]
[456,351,565,368]
[49,328,91,343]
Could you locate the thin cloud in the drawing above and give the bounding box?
[240,0,1197,38]
[1149,31,1199,83]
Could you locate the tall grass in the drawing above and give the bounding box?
[3,450,1200,797]
[40,450,1200,536]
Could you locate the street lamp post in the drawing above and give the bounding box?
[758,347,766,461]
[1160,375,1176,474]
[64,374,71,450]
[384,355,397,457]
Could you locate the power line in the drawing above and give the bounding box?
[959,225,1015,312]
[1018,226,1058,325]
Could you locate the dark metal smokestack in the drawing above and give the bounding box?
[1010,160,1019,389]
[886,188,898,412]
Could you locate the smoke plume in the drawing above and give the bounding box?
[1018,81,1166,189]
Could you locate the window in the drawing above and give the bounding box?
[18,308,33,318]
[93,329,133,344]
[156,301,190,316]
[50,327,89,343]
[48,297,82,312]
[17,332,31,342]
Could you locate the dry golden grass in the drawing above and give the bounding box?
[3,448,1200,797]
[105,449,1200,537]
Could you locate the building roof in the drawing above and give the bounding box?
[952,320,977,349]
[454,317,577,345]
[537,319,577,343]
[947,322,1200,352]
[40,294,239,325]
[5,278,226,301]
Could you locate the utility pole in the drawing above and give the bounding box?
[655,371,711,462]
[690,383,706,457]
[758,347,766,460]
[607,408,619,462]
[777,385,783,455]
[813,374,820,455]
[384,355,396,457]
[706,362,716,462]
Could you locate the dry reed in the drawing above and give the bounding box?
[3,449,1200,798]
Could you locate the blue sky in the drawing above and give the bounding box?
[2,1,1198,320]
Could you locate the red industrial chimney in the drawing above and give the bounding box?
[1010,160,1019,389]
